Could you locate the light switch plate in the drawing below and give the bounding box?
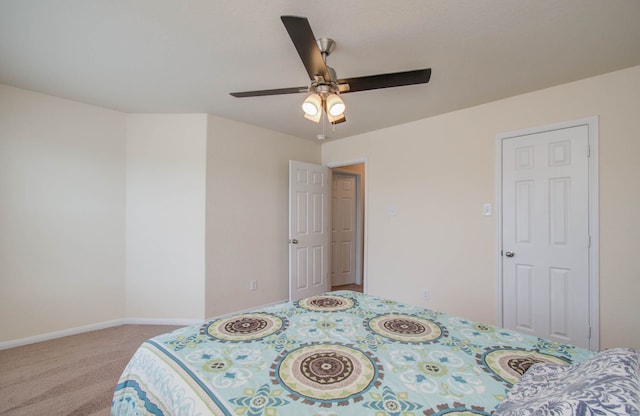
[483,203,492,216]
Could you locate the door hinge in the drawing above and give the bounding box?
[588,326,592,339]
[587,144,591,157]
[588,235,591,248]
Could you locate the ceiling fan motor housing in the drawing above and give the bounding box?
[316,37,336,57]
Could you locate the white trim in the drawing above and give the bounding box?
[0,309,289,351]
[0,319,125,350]
[0,299,296,350]
[494,136,504,327]
[587,117,600,352]
[123,318,203,326]
[494,116,599,351]
[326,158,367,169]
[326,158,369,294]
[0,317,206,350]
[330,170,363,285]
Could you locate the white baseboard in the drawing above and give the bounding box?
[0,300,289,351]
[123,317,203,326]
[0,319,126,351]
[0,317,202,351]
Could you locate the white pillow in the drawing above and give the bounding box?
[493,348,640,416]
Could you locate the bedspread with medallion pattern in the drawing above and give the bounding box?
[111,291,593,416]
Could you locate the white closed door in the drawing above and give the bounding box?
[502,125,591,348]
[331,173,357,286]
[288,161,329,301]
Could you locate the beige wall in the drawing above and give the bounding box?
[125,114,208,321]
[2,65,638,349]
[205,115,320,318]
[322,65,640,348]
[0,87,320,346]
[0,84,126,343]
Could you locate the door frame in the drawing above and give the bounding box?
[494,117,599,350]
[327,158,368,292]
[330,170,362,286]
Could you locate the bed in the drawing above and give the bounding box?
[111,291,638,415]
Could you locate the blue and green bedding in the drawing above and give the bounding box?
[112,291,593,415]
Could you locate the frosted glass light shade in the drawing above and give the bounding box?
[327,112,346,125]
[304,111,322,123]
[302,94,321,116]
[326,93,345,116]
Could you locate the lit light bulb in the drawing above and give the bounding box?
[302,94,321,116]
[326,93,345,116]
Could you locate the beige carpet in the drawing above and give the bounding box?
[0,324,180,416]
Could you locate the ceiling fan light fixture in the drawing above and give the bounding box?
[304,109,322,123]
[325,93,345,116]
[229,16,432,134]
[302,93,322,116]
[327,111,346,125]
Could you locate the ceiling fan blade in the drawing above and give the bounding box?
[281,16,331,82]
[230,86,308,98]
[338,68,431,93]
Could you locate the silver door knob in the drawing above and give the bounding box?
[505,251,515,257]
[289,239,299,244]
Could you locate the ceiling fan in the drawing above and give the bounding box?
[230,16,432,125]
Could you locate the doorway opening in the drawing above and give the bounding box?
[330,163,365,293]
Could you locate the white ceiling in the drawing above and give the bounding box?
[1,1,639,141]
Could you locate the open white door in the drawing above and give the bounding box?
[289,161,330,301]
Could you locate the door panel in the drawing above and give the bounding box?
[502,125,590,348]
[549,267,570,340]
[515,180,533,243]
[289,161,329,301]
[514,263,534,330]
